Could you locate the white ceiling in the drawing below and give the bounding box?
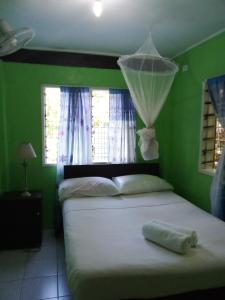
[1,0,225,58]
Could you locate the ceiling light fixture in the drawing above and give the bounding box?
[93,0,103,18]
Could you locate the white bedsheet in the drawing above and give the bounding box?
[62,191,225,300]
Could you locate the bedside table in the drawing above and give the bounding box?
[0,191,43,249]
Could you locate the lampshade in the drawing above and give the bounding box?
[18,143,37,160]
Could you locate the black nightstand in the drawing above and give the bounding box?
[0,191,42,249]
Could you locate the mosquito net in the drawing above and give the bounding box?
[118,34,178,160]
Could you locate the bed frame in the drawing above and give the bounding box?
[56,163,225,300]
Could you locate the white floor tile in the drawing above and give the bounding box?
[22,298,58,300]
[0,280,21,300]
[0,232,74,300]
[59,296,73,300]
[21,299,58,300]
[0,259,25,282]
[24,256,57,278]
[42,230,57,248]
[27,246,57,262]
[0,250,28,264]
[57,254,66,275]
[58,274,71,297]
[20,275,57,300]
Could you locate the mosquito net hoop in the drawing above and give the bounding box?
[118,34,178,160]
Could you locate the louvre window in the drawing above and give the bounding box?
[199,82,225,172]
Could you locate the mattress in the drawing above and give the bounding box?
[62,191,225,300]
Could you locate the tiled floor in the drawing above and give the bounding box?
[0,231,73,300]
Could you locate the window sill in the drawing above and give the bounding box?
[43,162,110,167]
[43,163,56,167]
[199,168,215,176]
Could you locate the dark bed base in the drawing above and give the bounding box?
[127,286,225,300]
[57,163,225,300]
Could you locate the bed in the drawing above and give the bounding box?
[60,163,225,300]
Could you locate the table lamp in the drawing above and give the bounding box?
[18,143,37,197]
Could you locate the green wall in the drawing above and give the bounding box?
[0,62,148,228]
[163,31,225,212]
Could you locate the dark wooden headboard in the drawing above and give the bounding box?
[64,163,159,179]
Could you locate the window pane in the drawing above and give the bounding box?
[43,87,60,164]
[200,82,225,172]
[215,120,225,167]
[91,90,109,163]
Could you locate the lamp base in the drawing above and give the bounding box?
[21,191,31,197]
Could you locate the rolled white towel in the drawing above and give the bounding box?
[152,220,198,247]
[142,222,192,254]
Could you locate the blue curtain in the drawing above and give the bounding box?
[207,75,225,220]
[57,87,92,181]
[108,89,136,163]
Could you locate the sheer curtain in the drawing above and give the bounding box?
[118,34,178,160]
[57,87,92,181]
[207,75,225,220]
[108,89,136,163]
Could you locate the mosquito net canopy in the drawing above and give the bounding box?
[118,34,178,160]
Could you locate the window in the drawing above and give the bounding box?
[43,86,135,165]
[199,82,225,173]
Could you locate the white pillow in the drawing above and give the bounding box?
[58,176,119,201]
[113,174,173,195]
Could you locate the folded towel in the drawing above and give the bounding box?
[152,220,198,247]
[142,222,192,254]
